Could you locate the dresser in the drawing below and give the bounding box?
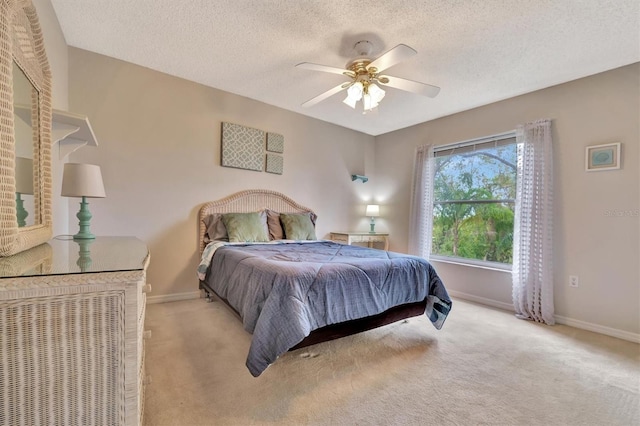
[330,231,390,251]
[0,236,150,426]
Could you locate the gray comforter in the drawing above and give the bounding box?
[203,241,451,376]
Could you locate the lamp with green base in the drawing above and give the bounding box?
[61,163,106,240]
[366,204,380,233]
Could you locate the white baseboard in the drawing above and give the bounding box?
[448,290,515,312]
[147,291,201,304]
[554,315,640,343]
[449,290,640,344]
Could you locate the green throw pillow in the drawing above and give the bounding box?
[222,212,269,243]
[280,213,317,240]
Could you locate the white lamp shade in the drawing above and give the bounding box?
[366,204,380,217]
[15,157,34,195]
[61,163,106,198]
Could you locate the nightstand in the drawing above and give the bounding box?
[330,231,390,251]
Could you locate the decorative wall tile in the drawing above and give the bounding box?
[221,122,265,171]
[266,132,284,153]
[265,153,283,175]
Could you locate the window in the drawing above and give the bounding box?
[431,134,517,266]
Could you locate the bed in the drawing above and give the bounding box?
[197,189,452,376]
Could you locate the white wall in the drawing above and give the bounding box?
[375,64,640,337]
[67,48,376,298]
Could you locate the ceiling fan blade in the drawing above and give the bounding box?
[378,75,440,98]
[296,62,355,77]
[301,83,347,108]
[367,44,417,73]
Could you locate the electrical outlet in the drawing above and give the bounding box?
[569,275,579,288]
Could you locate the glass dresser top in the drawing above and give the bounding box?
[0,236,148,278]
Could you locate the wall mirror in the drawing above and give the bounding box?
[13,62,37,228]
[0,0,53,256]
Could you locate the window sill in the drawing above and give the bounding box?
[429,255,512,273]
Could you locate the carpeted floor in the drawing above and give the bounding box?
[143,297,639,425]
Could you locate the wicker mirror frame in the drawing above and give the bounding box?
[0,0,52,256]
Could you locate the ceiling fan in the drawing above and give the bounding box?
[296,40,440,112]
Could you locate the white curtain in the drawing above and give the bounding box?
[512,119,555,325]
[408,144,435,259]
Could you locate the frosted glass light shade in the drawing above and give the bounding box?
[344,81,385,111]
[15,157,34,195]
[343,95,357,108]
[362,93,373,110]
[346,82,363,101]
[61,163,106,198]
[368,83,385,103]
[366,204,380,217]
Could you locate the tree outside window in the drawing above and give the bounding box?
[432,140,517,265]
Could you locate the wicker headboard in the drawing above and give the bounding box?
[198,189,316,253]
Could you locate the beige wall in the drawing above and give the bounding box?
[67,48,376,298]
[376,64,640,336]
[34,1,638,338]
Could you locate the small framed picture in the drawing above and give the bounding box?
[265,153,283,175]
[266,132,284,153]
[585,143,620,171]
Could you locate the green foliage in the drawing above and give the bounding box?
[432,146,516,264]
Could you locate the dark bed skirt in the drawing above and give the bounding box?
[199,280,427,351]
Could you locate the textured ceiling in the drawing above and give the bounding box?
[51,0,640,136]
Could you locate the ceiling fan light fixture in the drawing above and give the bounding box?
[298,42,440,111]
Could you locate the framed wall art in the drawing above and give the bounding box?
[221,122,265,172]
[266,132,284,153]
[585,142,621,172]
[265,153,283,175]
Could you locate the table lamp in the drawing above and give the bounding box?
[15,157,34,227]
[366,204,380,233]
[61,163,106,240]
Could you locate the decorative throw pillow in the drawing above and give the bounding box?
[202,213,228,243]
[222,212,269,243]
[280,213,317,240]
[266,209,284,240]
[258,209,269,238]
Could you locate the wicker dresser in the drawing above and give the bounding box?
[0,236,150,426]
